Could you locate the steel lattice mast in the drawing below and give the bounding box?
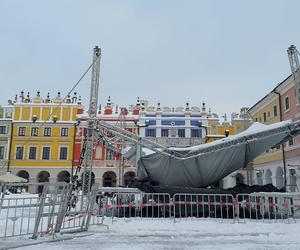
[287,45,300,103]
[89,46,101,118]
[82,46,101,195]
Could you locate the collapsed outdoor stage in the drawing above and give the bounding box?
[124,120,300,188]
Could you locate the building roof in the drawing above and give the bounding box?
[248,74,292,112]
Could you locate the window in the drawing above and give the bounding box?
[263,112,267,122]
[255,118,258,122]
[28,147,37,160]
[18,127,26,136]
[161,129,169,137]
[16,146,24,160]
[145,129,155,137]
[126,128,133,133]
[61,128,69,137]
[285,96,290,110]
[95,145,102,160]
[273,106,278,117]
[42,147,50,160]
[44,127,51,136]
[59,147,68,160]
[191,129,201,138]
[178,129,185,138]
[0,126,6,134]
[106,149,115,160]
[170,128,177,137]
[0,146,4,159]
[31,127,39,136]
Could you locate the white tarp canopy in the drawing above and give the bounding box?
[0,172,28,183]
[134,120,300,188]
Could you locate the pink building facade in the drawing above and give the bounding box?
[277,75,300,191]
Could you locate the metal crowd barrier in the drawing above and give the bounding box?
[60,192,98,232]
[0,195,41,238]
[1,187,300,240]
[111,192,172,220]
[236,192,300,223]
[0,182,74,239]
[173,193,235,222]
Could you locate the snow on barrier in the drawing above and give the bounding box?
[236,192,300,223]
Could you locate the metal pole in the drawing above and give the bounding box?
[273,90,287,191]
[81,46,101,206]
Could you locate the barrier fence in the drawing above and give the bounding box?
[173,193,235,222]
[236,192,300,223]
[0,182,76,239]
[1,185,300,240]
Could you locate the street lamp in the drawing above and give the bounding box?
[32,115,37,123]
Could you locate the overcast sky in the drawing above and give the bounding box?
[0,0,299,116]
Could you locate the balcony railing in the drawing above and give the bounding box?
[146,137,205,147]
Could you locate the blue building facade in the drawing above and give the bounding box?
[137,102,209,147]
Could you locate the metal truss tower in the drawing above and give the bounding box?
[82,46,101,195]
[287,45,300,103]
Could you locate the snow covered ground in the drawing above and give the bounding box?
[1,218,299,250]
[1,193,300,249]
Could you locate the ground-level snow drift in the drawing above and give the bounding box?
[9,219,300,250]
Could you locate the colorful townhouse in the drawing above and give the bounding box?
[74,96,138,187]
[0,105,13,175]
[276,75,300,191]
[138,101,210,147]
[1,91,253,190]
[9,91,82,191]
[248,74,300,191]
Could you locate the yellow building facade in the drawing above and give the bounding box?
[248,91,283,186]
[9,91,83,188]
[249,93,282,164]
[206,108,250,143]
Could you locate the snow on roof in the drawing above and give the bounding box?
[0,172,28,183]
[169,120,293,152]
[206,134,225,138]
